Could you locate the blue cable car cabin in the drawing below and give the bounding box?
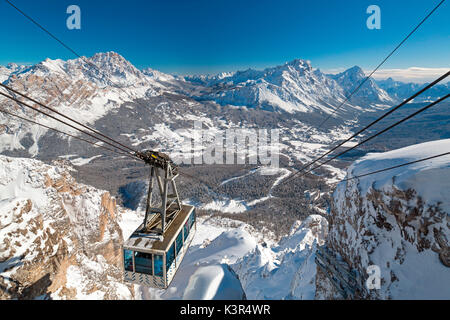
[122,205,196,289]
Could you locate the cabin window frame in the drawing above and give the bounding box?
[166,242,176,270]
[183,220,189,242]
[152,253,155,276]
[134,251,154,275]
[153,253,164,277]
[176,229,184,256]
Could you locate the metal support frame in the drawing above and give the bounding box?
[141,161,182,238]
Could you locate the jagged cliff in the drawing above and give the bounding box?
[232,215,328,300]
[316,139,450,299]
[0,155,140,299]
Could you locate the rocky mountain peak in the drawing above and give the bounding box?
[329,65,393,105]
[283,58,313,71]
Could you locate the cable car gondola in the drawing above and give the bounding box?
[122,151,196,289]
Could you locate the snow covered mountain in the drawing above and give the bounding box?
[329,66,393,107]
[0,52,361,187]
[0,155,143,299]
[0,52,175,155]
[318,139,450,299]
[0,63,28,83]
[377,77,450,103]
[186,59,359,115]
[2,140,448,300]
[0,154,330,300]
[1,51,449,300]
[233,215,328,299]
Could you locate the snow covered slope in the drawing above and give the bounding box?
[0,52,385,176]
[232,215,328,300]
[0,63,27,83]
[0,155,326,300]
[0,155,141,299]
[182,264,246,300]
[323,139,450,299]
[0,154,250,300]
[0,52,171,155]
[137,218,258,300]
[131,213,330,300]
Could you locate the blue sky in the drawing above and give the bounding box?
[0,0,448,80]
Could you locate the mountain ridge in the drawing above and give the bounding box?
[4,52,443,113]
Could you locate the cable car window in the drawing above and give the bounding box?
[134,252,153,275]
[124,250,134,272]
[154,254,163,277]
[176,231,183,255]
[166,243,175,269]
[183,221,189,241]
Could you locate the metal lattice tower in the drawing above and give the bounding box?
[135,151,182,238]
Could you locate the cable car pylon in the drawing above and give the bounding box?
[135,150,182,238]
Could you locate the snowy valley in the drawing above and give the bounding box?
[0,155,328,300]
[0,52,449,300]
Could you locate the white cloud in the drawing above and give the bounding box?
[319,68,346,74]
[364,67,449,83]
[323,67,448,84]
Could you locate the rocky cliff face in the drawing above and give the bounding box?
[0,155,140,299]
[0,52,168,156]
[317,140,450,299]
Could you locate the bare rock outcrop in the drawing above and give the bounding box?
[0,156,138,299]
[317,140,450,299]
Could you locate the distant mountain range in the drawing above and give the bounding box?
[376,77,449,102]
[185,59,353,114]
[1,52,445,118]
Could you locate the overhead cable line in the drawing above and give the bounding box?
[3,0,161,154]
[301,94,449,177]
[0,89,141,160]
[0,106,216,184]
[284,0,447,182]
[5,0,83,59]
[0,107,138,160]
[0,83,139,155]
[341,151,450,182]
[0,86,222,187]
[4,0,145,88]
[3,0,229,192]
[301,0,446,137]
[284,70,450,183]
[5,0,160,96]
[0,90,219,186]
